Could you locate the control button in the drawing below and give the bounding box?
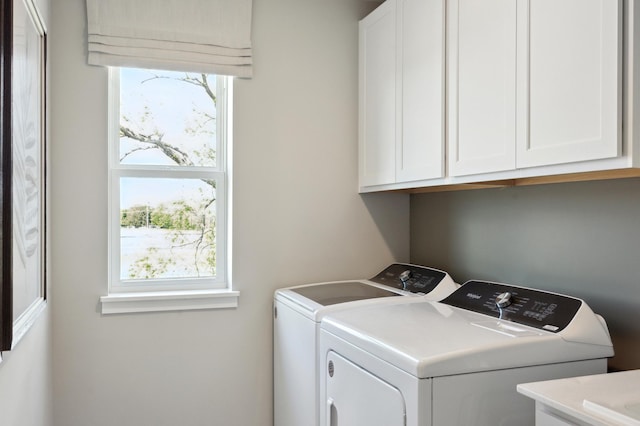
[496,292,513,309]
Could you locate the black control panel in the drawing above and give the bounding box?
[369,264,447,295]
[441,280,583,333]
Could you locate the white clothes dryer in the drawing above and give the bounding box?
[273,263,458,426]
[319,280,614,426]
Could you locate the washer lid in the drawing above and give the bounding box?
[289,281,402,306]
[274,264,459,320]
[275,280,406,320]
[321,295,613,379]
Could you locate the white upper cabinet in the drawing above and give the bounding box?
[359,0,397,187]
[396,0,445,182]
[448,0,621,177]
[359,0,445,189]
[447,0,517,176]
[360,0,631,192]
[516,0,621,168]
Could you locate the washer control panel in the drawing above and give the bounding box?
[370,264,447,295]
[441,280,583,333]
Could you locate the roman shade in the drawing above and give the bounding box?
[86,0,253,78]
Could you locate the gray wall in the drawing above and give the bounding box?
[50,0,408,425]
[410,177,640,371]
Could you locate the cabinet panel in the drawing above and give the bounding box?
[448,0,517,176]
[535,409,580,426]
[517,0,621,168]
[397,0,445,182]
[359,1,396,187]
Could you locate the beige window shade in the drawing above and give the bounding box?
[86,0,252,77]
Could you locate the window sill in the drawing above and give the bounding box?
[100,289,239,315]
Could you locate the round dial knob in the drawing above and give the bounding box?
[495,292,513,309]
[399,270,412,282]
[399,270,412,290]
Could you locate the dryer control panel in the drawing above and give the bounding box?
[441,281,582,333]
[369,264,447,295]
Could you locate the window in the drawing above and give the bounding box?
[101,67,237,314]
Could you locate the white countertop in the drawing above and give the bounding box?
[517,370,640,426]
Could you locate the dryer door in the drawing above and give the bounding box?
[326,351,406,426]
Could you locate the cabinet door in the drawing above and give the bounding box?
[359,0,397,187]
[396,0,445,182]
[516,0,621,168]
[447,0,517,176]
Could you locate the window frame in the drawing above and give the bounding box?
[101,67,237,314]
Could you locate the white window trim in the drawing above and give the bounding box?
[101,68,237,314]
[100,289,239,314]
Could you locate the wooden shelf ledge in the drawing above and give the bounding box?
[399,169,640,194]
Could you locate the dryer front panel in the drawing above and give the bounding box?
[326,350,406,426]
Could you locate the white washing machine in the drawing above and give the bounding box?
[319,280,614,426]
[273,263,458,426]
